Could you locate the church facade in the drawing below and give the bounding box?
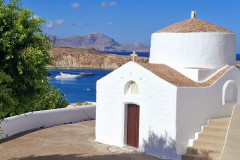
[95,12,240,160]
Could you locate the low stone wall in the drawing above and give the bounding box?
[0,105,96,138]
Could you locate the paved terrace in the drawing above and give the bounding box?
[0,120,162,160]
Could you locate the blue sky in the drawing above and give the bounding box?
[21,0,240,52]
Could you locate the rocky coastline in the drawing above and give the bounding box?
[47,47,149,70]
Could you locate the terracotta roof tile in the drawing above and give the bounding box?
[137,63,232,87]
[156,18,233,33]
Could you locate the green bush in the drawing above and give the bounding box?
[0,0,68,120]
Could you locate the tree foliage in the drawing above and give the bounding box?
[0,0,68,119]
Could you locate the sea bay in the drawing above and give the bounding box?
[48,51,149,103]
[48,69,112,103]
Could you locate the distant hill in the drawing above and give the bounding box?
[47,47,149,69]
[48,32,150,52]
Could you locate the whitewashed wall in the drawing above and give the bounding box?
[176,67,240,154]
[149,33,236,69]
[96,62,180,160]
[0,105,95,138]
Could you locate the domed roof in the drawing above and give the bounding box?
[156,18,233,33]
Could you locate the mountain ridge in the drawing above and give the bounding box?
[48,32,150,52]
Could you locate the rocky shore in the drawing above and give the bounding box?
[47,47,149,70]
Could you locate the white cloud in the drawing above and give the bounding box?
[107,21,113,25]
[101,1,107,7]
[71,3,80,9]
[46,21,54,29]
[73,23,89,27]
[55,19,65,26]
[109,1,117,6]
[44,19,64,29]
[101,1,117,7]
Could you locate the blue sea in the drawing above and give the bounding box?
[48,69,112,103]
[49,52,240,103]
[237,54,240,60]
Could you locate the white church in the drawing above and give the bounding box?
[95,12,240,160]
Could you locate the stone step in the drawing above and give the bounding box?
[193,140,224,151]
[181,154,217,160]
[197,133,226,143]
[208,117,230,127]
[187,147,221,159]
[183,117,231,160]
[202,126,227,135]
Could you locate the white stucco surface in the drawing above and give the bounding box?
[96,19,239,159]
[149,33,236,69]
[96,61,240,159]
[0,105,96,138]
[96,62,180,160]
[176,67,240,154]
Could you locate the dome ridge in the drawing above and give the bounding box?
[156,18,233,33]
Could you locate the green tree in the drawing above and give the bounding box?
[0,0,68,119]
[0,72,16,118]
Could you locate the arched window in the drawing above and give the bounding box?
[124,81,139,96]
[222,80,238,105]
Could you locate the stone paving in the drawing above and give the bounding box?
[0,120,162,160]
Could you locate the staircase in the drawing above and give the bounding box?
[181,117,230,160]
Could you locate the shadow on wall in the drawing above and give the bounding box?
[142,130,180,160]
[9,153,165,160]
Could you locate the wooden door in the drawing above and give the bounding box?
[127,104,139,148]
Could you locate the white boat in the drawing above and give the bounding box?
[79,72,95,76]
[55,72,81,79]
